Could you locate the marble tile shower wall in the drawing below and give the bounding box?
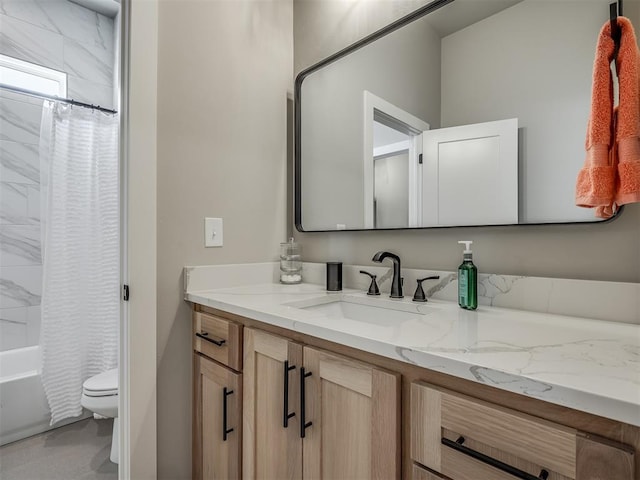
[0,0,115,351]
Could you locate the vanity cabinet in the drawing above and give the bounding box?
[410,382,635,480]
[191,304,638,480]
[242,327,401,479]
[193,311,244,480]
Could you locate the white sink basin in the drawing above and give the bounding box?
[285,295,434,325]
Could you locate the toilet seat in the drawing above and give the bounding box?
[83,368,118,397]
[80,368,120,464]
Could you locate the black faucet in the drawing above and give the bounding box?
[372,251,403,298]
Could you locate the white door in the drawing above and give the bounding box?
[422,118,518,227]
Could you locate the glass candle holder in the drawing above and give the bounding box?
[280,238,302,284]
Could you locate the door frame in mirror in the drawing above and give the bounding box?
[363,91,430,229]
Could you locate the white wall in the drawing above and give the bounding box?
[156,0,292,477]
[293,0,640,284]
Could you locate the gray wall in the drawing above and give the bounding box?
[156,0,292,477]
[294,0,430,74]
[375,151,409,228]
[293,0,640,283]
[0,0,115,352]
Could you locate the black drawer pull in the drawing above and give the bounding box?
[196,331,226,347]
[283,360,296,428]
[222,387,234,441]
[442,437,549,480]
[299,367,313,438]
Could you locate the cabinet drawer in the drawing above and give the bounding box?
[410,382,634,480]
[411,382,576,479]
[193,311,242,370]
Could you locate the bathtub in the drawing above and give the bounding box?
[0,346,49,445]
[0,346,87,446]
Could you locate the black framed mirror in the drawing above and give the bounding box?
[295,0,624,232]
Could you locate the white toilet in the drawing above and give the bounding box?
[81,368,119,463]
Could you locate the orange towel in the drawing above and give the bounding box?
[576,17,640,218]
[615,17,640,206]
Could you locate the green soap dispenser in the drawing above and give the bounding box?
[457,241,477,310]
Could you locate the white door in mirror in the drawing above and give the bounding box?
[422,118,518,227]
[204,217,223,247]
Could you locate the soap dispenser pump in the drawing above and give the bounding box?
[457,241,477,310]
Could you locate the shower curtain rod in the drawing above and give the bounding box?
[0,83,118,114]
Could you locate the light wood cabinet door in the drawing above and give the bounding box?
[193,354,242,480]
[243,328,303,480]
[302,346,400,480]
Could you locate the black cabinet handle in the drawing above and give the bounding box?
[299,367,313,438]
[442,437,549,480]
[196,331,226,347]
[222,387,234,441]
[283,360,296,428]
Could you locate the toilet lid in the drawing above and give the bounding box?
[83,369,118,396]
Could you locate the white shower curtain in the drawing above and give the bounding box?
[39,101,119,425]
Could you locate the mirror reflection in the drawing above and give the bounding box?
[373,121,411,229]
[296,0,623,231]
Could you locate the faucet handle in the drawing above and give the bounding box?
[359,270,380,296]
[413,275,440,303]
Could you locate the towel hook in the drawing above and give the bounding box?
[610,0,623,59]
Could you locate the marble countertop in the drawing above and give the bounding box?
[186,282,640,427]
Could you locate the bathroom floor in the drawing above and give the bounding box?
[0,418,117,480]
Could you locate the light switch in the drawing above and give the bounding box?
[204,217,223,247]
